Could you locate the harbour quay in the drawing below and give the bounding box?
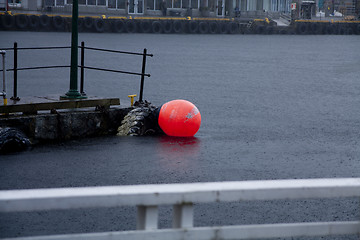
[0,96,132,141]
[1,0,360,34]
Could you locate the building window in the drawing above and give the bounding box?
[98,0,106,5]
[154,0,197,9]
[173,0,180,7]
[55,0,65,5]
[7,0,21,5]
[117,0,125,8]
[209,0,215,11]
[44,0,54,6]
[155,0,161,9]
[285,0,290,12]
[166,0,171,7]
[109,0,116,7]
[191,0,198,8]
[147,0,155,9]
[279,0,284,11]
[247,0,256,10]
[182,0,189,8]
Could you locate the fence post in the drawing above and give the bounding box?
[173,203,194,228]
[80,41,85,96]
[139,48,147,103]
[136,205,158,230]
[0,51,6,105]
[11,42,20,101]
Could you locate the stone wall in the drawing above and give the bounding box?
[0,106,132,142]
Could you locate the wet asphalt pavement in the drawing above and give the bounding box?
[0,32,360,239]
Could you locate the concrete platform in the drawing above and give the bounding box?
[0,95,120,115]
[0,96,132,141]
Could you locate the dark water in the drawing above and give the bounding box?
[1,32,360,239]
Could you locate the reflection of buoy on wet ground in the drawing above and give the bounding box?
[158,99,201,137]
[156,136,200,166]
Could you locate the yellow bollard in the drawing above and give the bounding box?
[128,94,137,106]
[1,98,7,116]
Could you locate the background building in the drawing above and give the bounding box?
[5,0,358,18]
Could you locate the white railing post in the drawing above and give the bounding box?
[136,205,158,230]
[173,203,194,228]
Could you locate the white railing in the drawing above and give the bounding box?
[1,178,360,240]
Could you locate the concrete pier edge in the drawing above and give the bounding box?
[0,105,133,143]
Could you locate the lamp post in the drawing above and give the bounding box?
[61,0,86,100]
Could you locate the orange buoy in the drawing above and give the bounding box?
[158,99,201,137]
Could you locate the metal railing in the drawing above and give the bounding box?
[1,178,360,239]
[0,42,153,102]
[0,50,6,103]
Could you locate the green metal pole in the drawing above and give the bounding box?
[61,0,86,99]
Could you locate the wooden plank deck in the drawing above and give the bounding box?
[0,96,120,115]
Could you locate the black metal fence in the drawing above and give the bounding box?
[0,42,153,102]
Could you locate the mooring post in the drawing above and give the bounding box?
[61,0,86,100]
[80,41,85,96]
[139,48,147,103]
[11,42,19,101]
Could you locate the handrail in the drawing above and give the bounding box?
[0,46,71,50]
[0,46,152,55]
[82,65,151,77]
[83,46,154,57]
[1,178,360,240]
[0,42,152,102]
[5,65,70,71]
